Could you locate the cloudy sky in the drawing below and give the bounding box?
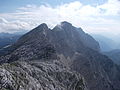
[0,0,120,36]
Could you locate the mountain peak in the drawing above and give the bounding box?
[35,23,48,30]
[61,21,72,26]
[26,23,49,37]
[52,21,73,31]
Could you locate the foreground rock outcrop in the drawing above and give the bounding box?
[0,60,88,90]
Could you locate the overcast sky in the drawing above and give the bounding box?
[0,0,120,36]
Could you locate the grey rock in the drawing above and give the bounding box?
[0,60,88,90]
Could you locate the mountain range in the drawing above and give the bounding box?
[92,34,120,52]
[104,49,120,65]
[0,33,22,49]
[0,21,120,90]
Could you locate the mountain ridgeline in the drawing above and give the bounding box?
[0,21,120,90]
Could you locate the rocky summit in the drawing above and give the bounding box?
[0,21,120,90]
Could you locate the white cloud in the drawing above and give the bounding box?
[0,0,120,34]
[98,0,120,15]
[0,17,30,33]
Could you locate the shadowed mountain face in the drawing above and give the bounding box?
[0,21,120,90]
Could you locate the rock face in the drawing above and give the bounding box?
[0,21,120,90]
[71,50,120,90]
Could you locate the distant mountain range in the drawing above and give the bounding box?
[104,49,120,65]
[0,21,120,90]
[92,34,120,52]
[0,32,22,49]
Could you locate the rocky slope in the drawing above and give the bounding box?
[0,21,120,90]
[0,60,88,90]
